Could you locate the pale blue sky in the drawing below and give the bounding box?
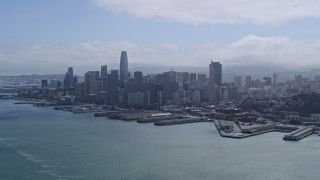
[1,0,320,74]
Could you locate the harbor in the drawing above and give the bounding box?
[10,99,320,141]
[213,119,315,141]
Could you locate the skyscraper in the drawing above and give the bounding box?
[182,72,189,83]
[263,77,272,86]
[209,61,222,103]
[134,71,143,92]
[124,81,138,105]
[198,74,207,82]
[107,70,119,106]
[209,61,222,86]
[190,73,196,82]
[295,75,302,88]
[64,67,74,88]
[273,73,279,86]
[84,71,99,95]
[120,51,128,88]
[75,82,85,101]
[234,76,242,87]
[101,65,108,79]
[245,76,252,90]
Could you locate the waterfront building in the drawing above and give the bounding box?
[120,51,128,88]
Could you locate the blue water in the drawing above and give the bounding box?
[0,99,320,180]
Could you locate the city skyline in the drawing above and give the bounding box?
[1,1,320,74]
[2,2,320,179]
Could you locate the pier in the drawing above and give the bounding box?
[94,111,123,117]
[154,116,207,126]
[212,119,312,140]
[283,127,313,141]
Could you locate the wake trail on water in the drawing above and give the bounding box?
[16,149,82,179]
[0,137,81,179]
[0,112,34,117]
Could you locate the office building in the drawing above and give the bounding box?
[41,80,48,88]
[198,74,207,82]
[134,71,143,92]
[107,71,119,105]
[208,61,222,103]
[190,73,197,82]
[183,72,190,82]
[245,76,252,90]
[273,73,279,86]
[263,77,272,86]
[64,67,74,88]
[120,51,128,88]
[127,92,144,106]
[124,81,138,105]
[84,71,99,95]
[209,61,222,86]
[75,82,85,100]
[234,76,242,87]
[101,65,108,79]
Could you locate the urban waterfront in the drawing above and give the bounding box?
[1,99,320,180]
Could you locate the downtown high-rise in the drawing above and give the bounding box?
[120,51,128,88]
[208,61,222,103]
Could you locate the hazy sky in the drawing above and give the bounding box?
[1,0,320,74]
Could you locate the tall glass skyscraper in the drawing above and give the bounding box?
[209,61,222,103]
[120,51,128,88]
[209,61,222,86]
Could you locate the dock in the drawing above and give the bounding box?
[73,109,102,114]
[283,127,313,141]
[137,115,183,123]
[212,119,308,140]
[14,102,34,105]
[94,111,122,117]
[154,116,207,126]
